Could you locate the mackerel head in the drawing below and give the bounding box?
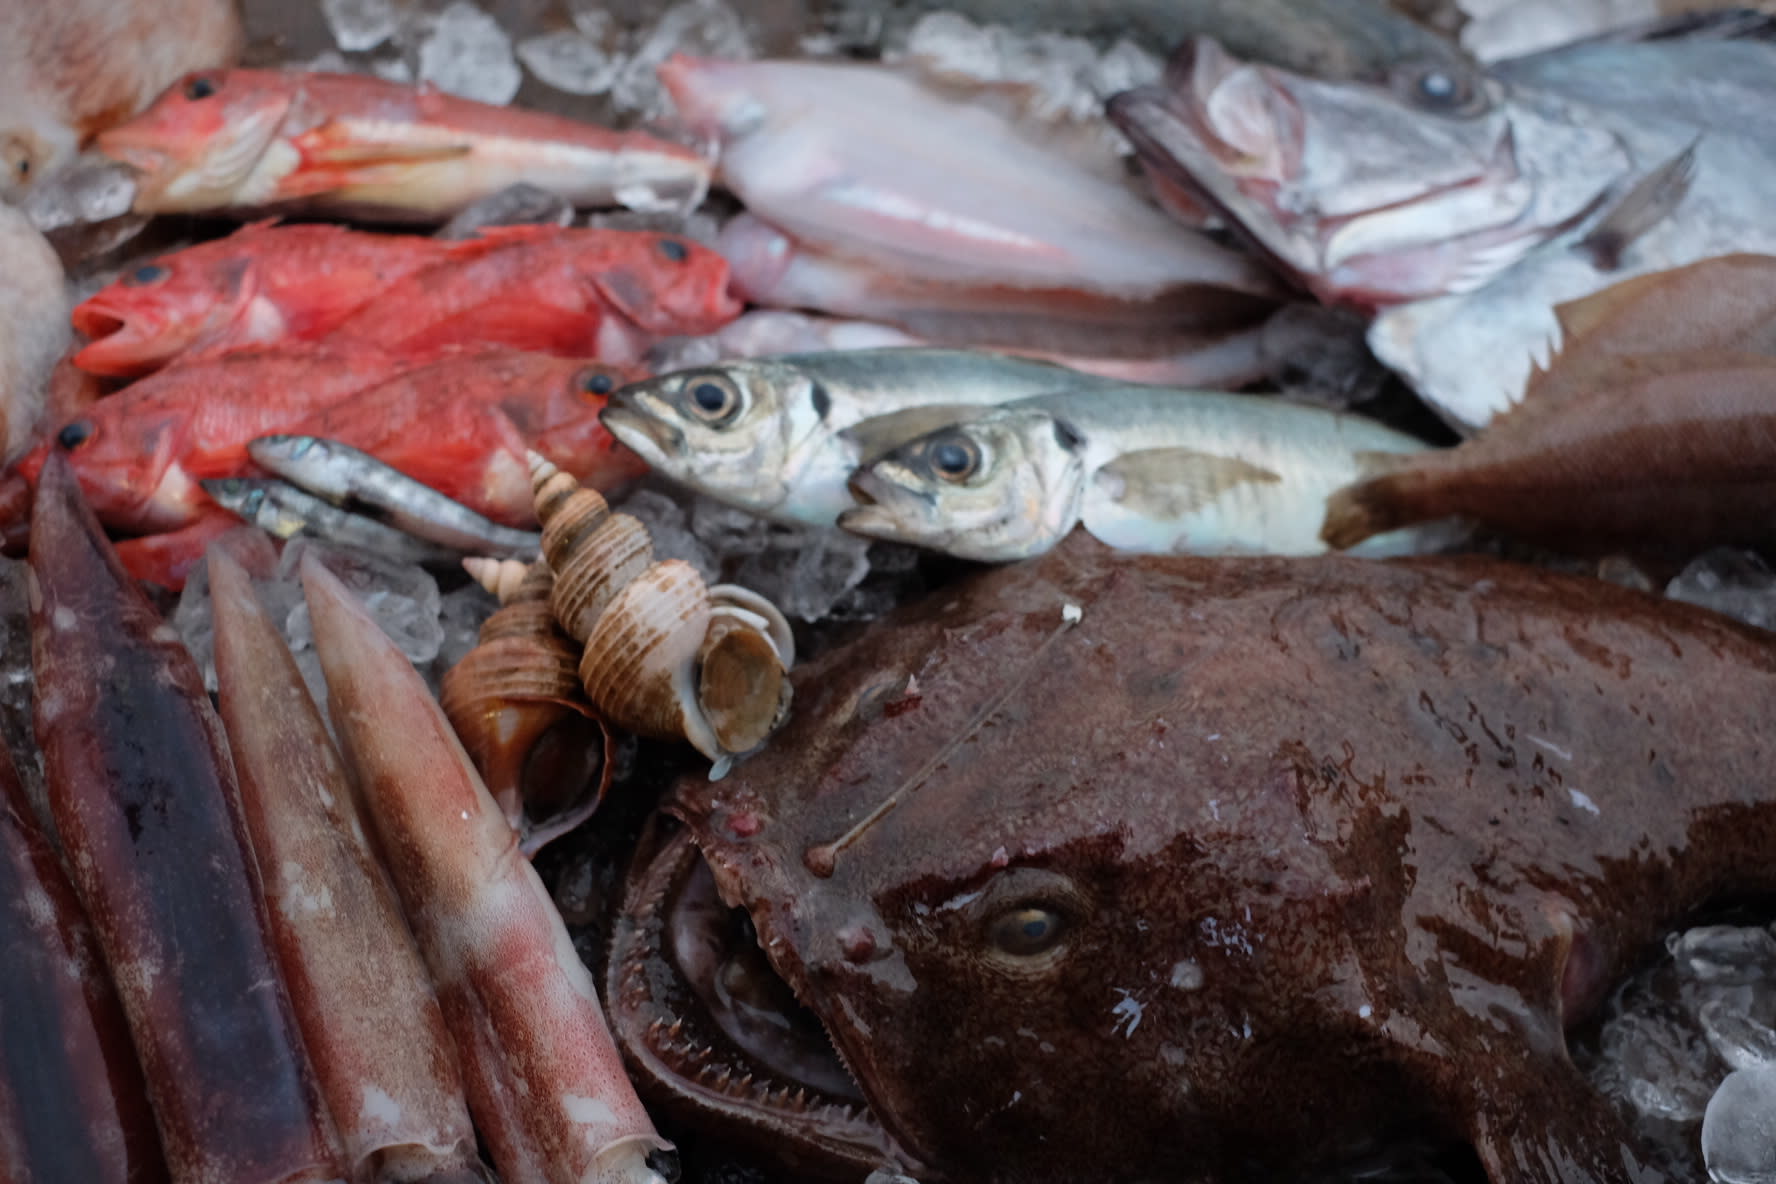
[609,534,1776,1182]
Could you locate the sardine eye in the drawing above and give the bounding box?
[680,374,742,427]
[57,420,94,450]
[923,432,981,483]
[988,907,1065,958]
[656,237,690,263]
[184,74,219,101]
[124,263,169,287]
[575,368,617,397]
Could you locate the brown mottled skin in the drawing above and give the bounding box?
[613,533,1776,1183]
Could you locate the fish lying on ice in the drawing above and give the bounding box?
[94,68,713,222]
[609,533,1776,1183]
[601,348,1133,527]
[840,387,1436,560]
[0,0,240,198]
[0,203,69,462]
[1109,31,1776,430]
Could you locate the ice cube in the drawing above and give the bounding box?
[432,576,500,685]
[617,488,718,582]
[518,30,618,96]
[609,0,756,120]
[322,0,399,53]
[1668,550,1776,634]
[436,183,574,238]
[280,540,446,672]
[731,525,873,623]
[1596,1004,1718,1122]
[1703,1067,1776,1183]
[416,1,522,106]
[1670,925,1776,984]
[1702,999,1776,1073]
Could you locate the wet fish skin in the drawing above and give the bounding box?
[70,221,501,377]
[663,56,1280,326]
[0,0,240,199]
[95,68,712,221]
[28,452,347,1184]
[203,477,467,566]
[0,734,167,1184]
[618,535,1776,1182]
[0,204,69,465]
[600,347,1130,526]
[246,435,542,559]
[841,387,1432,560]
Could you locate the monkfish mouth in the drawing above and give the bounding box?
[608,826,902,1177]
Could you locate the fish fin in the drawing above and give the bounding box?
[299,127,476,166]
[1574,138,1700,272]
[837,405,1003,464]
[1466,1066,1665,1184]
[1320,475,1410,551]
[1532,6,1776,49]
[1092,447,1281,522]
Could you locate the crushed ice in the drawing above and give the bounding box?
[415,1,522,105]
[1668,550,1776,634]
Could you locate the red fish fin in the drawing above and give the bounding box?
[115,510,243,590]
[298,124,475,165]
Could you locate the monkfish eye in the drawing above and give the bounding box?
[57,420,94,450]
[988,906,1066,958]
[923,431,982,484]
[679,373,743,427]
[183,73,220,101]
[656,237,690,263]
[575,367,617,397]
[124,263,170,287]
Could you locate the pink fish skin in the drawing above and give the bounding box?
[95,68,712,221]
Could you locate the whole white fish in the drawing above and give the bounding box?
[660,56,1281,342]
[0,203,70,461]
[1109,34,1776,431]
[600,348,1131,525]
[840,388,1438,561]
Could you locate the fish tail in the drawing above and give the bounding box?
[1320,477,1409,551]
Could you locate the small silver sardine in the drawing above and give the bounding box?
[840,387,1441,561]
[600,347,1133,526]
[247,435,541,559]
[203,477,464,566]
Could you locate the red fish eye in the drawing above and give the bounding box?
[183,74,219,101]
[656,238,690,263]
[576,369,617,397]
[124,263,169,287]
[57,420,94,450]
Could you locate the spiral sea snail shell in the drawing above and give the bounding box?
[440,558,615,855]
[526,452,794,775]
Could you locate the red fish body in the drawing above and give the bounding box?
[71,221,505,377]
[326,227,742,365]
[95,68,712,221]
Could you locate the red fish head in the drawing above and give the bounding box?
[95,69,295,213]
[500,358,651,489]
[25,410,197,534]
[594,233,744,338]
[72,254,254,377]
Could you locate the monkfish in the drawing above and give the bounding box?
[609,534,1776,1183]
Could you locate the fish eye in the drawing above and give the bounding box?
[57,420,94,450]
[922,431,981,484]
[123,263,169,287]
[987,906,1067,958]
[656,237,690,263]
[575,368,617,397]
[183,74,219,101]
[679,374,743,427]
[1392,60,1482,115]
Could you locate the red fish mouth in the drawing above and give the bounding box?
[69,305,153,375]
[609,826,906,1177]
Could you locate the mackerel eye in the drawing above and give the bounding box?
[124,263,169,287]
[923,431,981,484]
[183,74,219,101]
[987,906,1066,958]
[680,374,742,427]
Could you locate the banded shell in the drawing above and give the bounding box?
[440,558,615,854]
[527,453,793,773]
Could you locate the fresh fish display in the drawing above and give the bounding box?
[841,387,1435,560]
[246,435,542,558]
[610,535,1776,1183]
[1454,0,1773,62]
[28,454,348,1183]
[0,203,70,462]
[0,0,241,198]
[601,348,1131,526]
[325,227,741,366]
[717,213,1273,360]
[302,554,676,1184]
[0,735,165,1184]
[210,550,488,1183]
[1109,33,1776,430]
[661,57,1281,351]
[202,477,470,565]
[95,68,713,221]
[70,221,503,377]
[1321,256,1776,553]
